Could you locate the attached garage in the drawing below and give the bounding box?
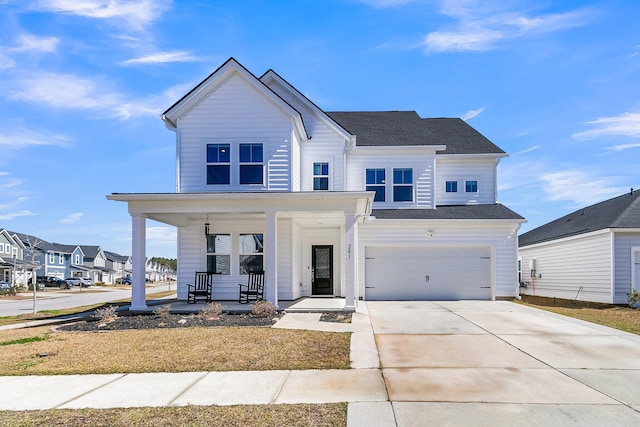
[364,246,492,300]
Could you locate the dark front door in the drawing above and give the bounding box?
[312,245,333,295]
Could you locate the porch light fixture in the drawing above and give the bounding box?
[427,230,434,237]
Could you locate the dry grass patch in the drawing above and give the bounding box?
[0,403,346,427]
[0,326,351,375]
[516,295,640,335]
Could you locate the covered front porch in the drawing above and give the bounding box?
[107,191,373,312]
[141,297,348,314]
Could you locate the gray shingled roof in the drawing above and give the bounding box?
[519,190,640,247]
[371,204,524,220]
[326,111,505,154]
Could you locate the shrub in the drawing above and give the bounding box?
[199,302,224,320]
[95,305,118,323]
[251,300,277,318]
[1,285,17,297]
[153,304,172,318]
[628,289,640,309]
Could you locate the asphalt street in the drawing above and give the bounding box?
[0,282,175,317]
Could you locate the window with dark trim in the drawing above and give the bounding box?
[239,234,264,274]
[206,144,230,185]
[313,162,329,190]
[366,168,386,202]
[445,180,458,193]
[465,180,478,193]
[239,143,263,184]
[393,168,413,202]
[206,234,230,275]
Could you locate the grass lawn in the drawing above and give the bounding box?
[0,403,347,427]
[516,295,640,335]
[0,325,351,375]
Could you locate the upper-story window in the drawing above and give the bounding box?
[239,143,263,185]
[59,254,64,265]
[74,254,80,264]
[0,243,4,253]
[366,169,386,202]
[12,247,17,258]
[445,180,458,193]
[313,163,329,190]
[465,180,478,193]
[49,252,55,264]
[206,144,231,185]
[207,234,230,275]
[393,168,413,202]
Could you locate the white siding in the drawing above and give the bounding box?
[613,232,640,303]
[359,220,518,299]
[265,79,347,191]
[519,231,613,303]
[436,158,496,205]
[347,150,436,208]
[277,218,293,300]
[177,73,293,193]
[291,221,304,299]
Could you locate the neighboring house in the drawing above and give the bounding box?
[80,245,113,283]
[11,232,89,280]
[108,57,524,311]
[0,229,26,284]
[105,251,131,282]
[519,189,640,304]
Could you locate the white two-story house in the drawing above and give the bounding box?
[109,58,524,310]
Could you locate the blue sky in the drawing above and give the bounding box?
[1,0,638,259]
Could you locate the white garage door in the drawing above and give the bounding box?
[365,246,491,300]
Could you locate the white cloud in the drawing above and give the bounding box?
[572,112,640,140]
[31,0,172,31]
[122,50,199,65]
[60,212,83,224]
[512,145,539,155]
[540,170,626,206]
[146,226,177,245]
[6,72,163,119]
[606,142,640,151]
[0,127,71,149]
[423,2,591,53]
[0,210,34,220]
[461,106,485,121]
[11,33,59,52]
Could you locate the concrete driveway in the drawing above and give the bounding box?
[349,300,640,426]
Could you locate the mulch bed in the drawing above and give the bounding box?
[57,311,351,332]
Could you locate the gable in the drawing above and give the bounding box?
[163,58,308,140]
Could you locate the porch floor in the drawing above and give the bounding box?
[144,297,347,314]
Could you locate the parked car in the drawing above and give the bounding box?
[64,277,87,287]
[116,277,132,285]
[0,280,12,290]
[83,277,94,286]
[37,276,71,289]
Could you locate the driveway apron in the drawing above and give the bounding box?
[361,300,640,426]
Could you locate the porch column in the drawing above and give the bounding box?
[345,213,358,311]
[131,213,147,311]
[265,210,278,308]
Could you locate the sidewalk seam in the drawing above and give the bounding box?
[166,371,209,406]
[52,374,125,409]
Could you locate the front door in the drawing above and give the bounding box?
[312,245,333,295]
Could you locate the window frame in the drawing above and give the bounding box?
[206,234,231,275]
[238,233,264,275]
[465,180,478,193]
[366,168,386,202]
[239,143,264,185]
[59,254,64,265]
[205,143,231,185]
[445,180,458,193]
[313,162,330,191]
[392,168,413,202]
[49,252,55,264]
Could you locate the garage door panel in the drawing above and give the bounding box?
[365,247,491,301]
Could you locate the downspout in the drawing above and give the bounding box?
[513,222,523,300]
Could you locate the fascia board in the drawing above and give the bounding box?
[437,153,509,159]
[519,228,611,249]
[367,217,526,226]
[351,145,445,155]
